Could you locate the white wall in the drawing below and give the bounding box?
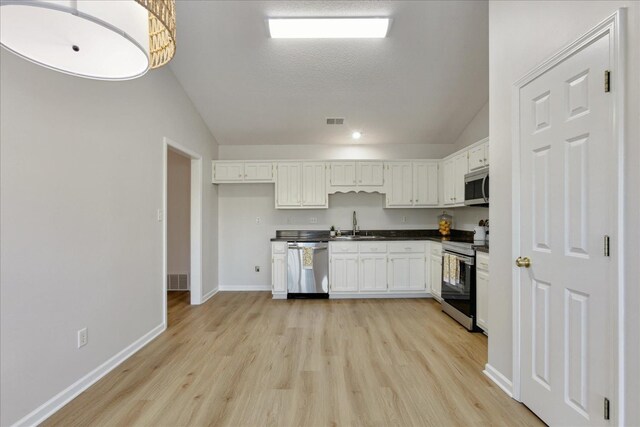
[452,101,489,152]
[0,51,219,426]
[489,2,639,422]
[219,143,457,161]
[167,150,191,276]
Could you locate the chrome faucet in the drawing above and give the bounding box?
[353,211,358,236]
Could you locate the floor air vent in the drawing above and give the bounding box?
[168,273,189,291]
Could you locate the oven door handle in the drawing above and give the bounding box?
[481,175,488,203]
[443,252,475,265]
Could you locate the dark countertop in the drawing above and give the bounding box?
[271,229,476,244]
[474,244,490,253]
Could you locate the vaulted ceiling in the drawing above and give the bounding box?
[169,1,488,146]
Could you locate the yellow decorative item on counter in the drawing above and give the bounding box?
[438,211,452,237]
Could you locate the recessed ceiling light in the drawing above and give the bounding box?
[352,131,362,140]
[268,18,389,39]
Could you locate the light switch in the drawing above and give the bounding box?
[157,209,164,222]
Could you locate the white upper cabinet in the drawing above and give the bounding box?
[244,162,273,181]
[357,161,384,186]
[330,162,357,186]
[301,162,327,207]
[443,153,468,206]
[413,161,439,206]
[468,139,489,171]
[275,162,301,207]
[276,162,327,208]
[385,162,414,206]
[213,162,244,182]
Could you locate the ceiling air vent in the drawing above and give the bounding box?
[326,118,344,125]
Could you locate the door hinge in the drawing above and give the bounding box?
[604,397,610,420]
[604,70,611,93]
[604,235,610,257]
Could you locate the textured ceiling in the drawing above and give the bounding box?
[169,1,488,146]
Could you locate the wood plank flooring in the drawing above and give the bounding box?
[44,292,543,426]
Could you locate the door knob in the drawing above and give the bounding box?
[515,257,531,268]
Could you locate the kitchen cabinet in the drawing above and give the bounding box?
[476,251,489,333]
[385,161,439,208]
[330,162,357,186]
[388,255,426,291]
[275,162,301,207]
[429,242,442,300]
[302,162,327,207]
[359,253,387,292]
[443,153,468,206]
[271,242,287,297]
[357,161,384,186]
[413,161,439,206]
[213,161,244,182]
[244,162,273,181]
[468,139,489,171]
[275,162,327,208]
[330,254,359,292]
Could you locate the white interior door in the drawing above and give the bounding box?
[518,31,613,426]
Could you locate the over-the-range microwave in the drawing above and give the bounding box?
[464,168,489,207]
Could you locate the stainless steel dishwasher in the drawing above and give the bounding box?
[287,241,329,298]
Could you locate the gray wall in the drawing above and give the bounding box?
[489,1,639,422]
[0,51,219,426]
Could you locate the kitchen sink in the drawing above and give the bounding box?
[333,235,379,240]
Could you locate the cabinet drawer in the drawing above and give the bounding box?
[358,242,387,253]
[430,242,442,256]
[330,242,358,253]
[272,242,287,254]
[388,242,425,254]
[477,252,489,272]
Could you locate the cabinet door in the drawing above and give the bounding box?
[330,162,356,186]
[429,254,442,299]
[388,255,426,290]
[357,161,384,186]
[483,142,490,167]
[476,269,489,332]
[453,153,469,204]
[468,145,486,171]
[275,163,301,207]
[245,162,273,181]
[214,162,244,182]
[272,253,287,293]
[386,162,413,206]
[413,161,439,206]
[359,254,387,292]
[443,159,456,205]
[302,162,327,207]
[330,254,359,292]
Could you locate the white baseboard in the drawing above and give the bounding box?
[218,284,271,291]
[330,292,432,299]
[12,323,166,427]
[483,363,513,398]
[201,287,219,303]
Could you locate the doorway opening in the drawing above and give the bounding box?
[163,137,203,327]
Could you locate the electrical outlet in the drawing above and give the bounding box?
[287,216,293,224]
[401,216,407,223]
[77,328,88,348]
[309,217,317,224]
[255,266,260,272]
[256,217,261,224]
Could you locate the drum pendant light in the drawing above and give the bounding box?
[0,0,176,81]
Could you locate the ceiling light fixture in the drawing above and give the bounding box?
[0,0,176,81]
[352,131,362,140]
[269,18,389,39]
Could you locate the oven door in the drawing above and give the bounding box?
[441,251,476,329]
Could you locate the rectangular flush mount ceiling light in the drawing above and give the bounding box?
[268,18,389,39]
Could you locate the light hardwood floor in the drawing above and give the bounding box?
[44,292,543,426]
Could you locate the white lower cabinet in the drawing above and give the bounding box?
[330,254,359,293]
[271,242,287,298]
[429,242,442,300]
[359,254,387,292]
[476,251,489,333]
[388,255,426,291]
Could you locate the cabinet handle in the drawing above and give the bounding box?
[238,174,242,178]
[416,199,419,203]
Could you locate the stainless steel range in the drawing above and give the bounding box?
[440,240,480,331]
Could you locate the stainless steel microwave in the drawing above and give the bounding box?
[464,168,489,207]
